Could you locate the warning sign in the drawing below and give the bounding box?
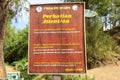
[29,3,86,74]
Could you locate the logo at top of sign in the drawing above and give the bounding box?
[36,6,42,12]
[72,5,78,11]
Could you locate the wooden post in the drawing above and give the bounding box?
[53,75,61,80]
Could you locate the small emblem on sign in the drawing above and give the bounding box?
[36,6,42,12]
[72,5,78,11]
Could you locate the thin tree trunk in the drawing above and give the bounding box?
[0,0,8,79]
[84,0,89,9]
[0,40,7,80]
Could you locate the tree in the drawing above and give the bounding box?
[0,0,10,79]
[86,17,116,68]
[66,0,120,28]
[66,0,118,68]
[0,0,27,79]
[4,26,28,63]
[3,24,32,79]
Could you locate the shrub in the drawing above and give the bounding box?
[86,17,117,68]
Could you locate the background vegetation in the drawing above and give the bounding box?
[2,0,120,80]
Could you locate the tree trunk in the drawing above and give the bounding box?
[84,0,89,9]
[0,40,7,80]
[0,0,8,80]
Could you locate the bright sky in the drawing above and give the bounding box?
[12,0,64,29]
[29,0,64,4]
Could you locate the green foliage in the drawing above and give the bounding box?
[61,75,95,80]
[33,75,52,80]
[20,69,35,80]
[3,1,120,79]
[86,17,117,68]
[66,0,82,2]
[67,0,111,16]
[11,57,35,80]
[4,23,28,63]
[8,0,28,20]
[3,23,35,79]
[67,0,120,27]
[66,0,119,69]
[107,2,120,27]
[33,75,95,80]
[13,58,27,71]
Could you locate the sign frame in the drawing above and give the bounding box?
[28,2,86,74]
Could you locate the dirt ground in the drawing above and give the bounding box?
[5,61,120,80]
[87,61,120,80]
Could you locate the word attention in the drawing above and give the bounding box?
[42,14,72,24]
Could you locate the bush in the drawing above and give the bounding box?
[86,17,117,69]
[62,75,95,80]
[33,75,95,80]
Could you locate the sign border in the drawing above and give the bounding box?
[28,2,86,74]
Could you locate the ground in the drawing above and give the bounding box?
[6,61,120,80]
[86,26,120,80]
[87,61,120,80]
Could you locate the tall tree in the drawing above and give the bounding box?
[0,0,27,79]
[66,0,118,68]
[0,0,9,79]
[4,26,28,63]
[67,0,120,28]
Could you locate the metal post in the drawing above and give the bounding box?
[53,75,61,80]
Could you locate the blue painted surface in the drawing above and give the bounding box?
[7,72,22,80]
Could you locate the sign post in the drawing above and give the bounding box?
[53,75,61,80]
[29,3,86,74]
